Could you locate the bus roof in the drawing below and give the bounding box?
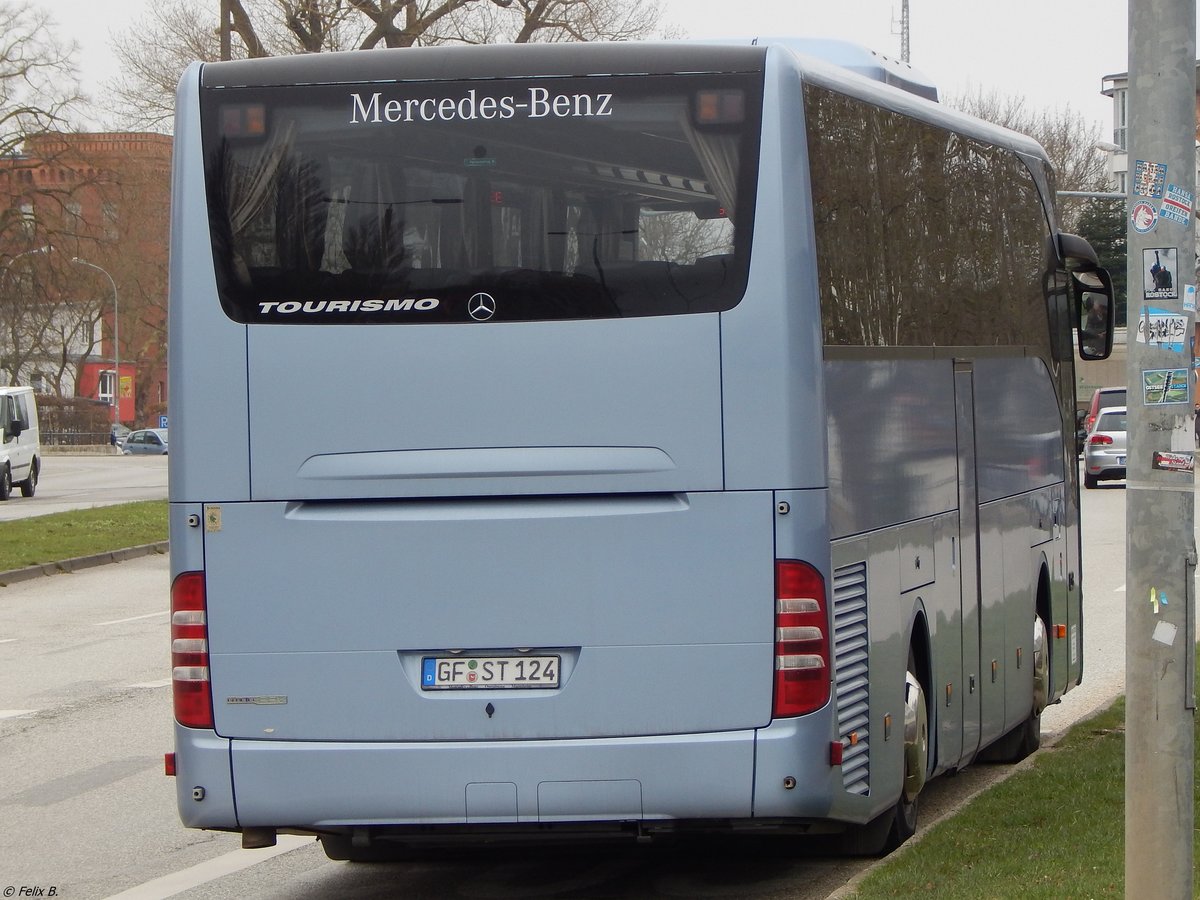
[199,42,768,89]
[195,38,1047,168]
[745,37,937,101]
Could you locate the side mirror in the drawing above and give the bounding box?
[1075,268,1115,361]
[1055,231,1115,361]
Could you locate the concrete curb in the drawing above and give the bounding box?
[0,541,169,587]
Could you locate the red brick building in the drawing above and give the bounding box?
[0,131,172,428]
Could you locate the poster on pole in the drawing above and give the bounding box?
[1141,367,1190,404]
[1143,248,1178,300]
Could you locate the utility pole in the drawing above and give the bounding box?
[220,0,232,61]
[1125,0,1196,897]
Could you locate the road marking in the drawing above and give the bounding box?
[0,638,17,644]
[127,678,172,689]
[103,835,313,899]
[1116,584,1126,593]
[0,709,37,719]
[95,611,168,627]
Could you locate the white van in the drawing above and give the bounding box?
[0,386,40,500]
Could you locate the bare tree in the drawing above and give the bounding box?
[0,3,82,151]
[106,0,662,131]
[947,89,1109,232]
[0,260,100,390]
[108,2,225,132]
[0,1,93,387]
[0,2,86,238]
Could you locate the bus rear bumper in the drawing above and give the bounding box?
[174,724,841,831]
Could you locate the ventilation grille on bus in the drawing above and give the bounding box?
[833,560,870,796]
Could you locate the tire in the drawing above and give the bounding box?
[842,651,928,856]
[0,464,10,501]
[1083,471,1098,489]
[18,457,38,497]
[894,659,928,844]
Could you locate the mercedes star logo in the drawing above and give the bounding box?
[468,292,497,321]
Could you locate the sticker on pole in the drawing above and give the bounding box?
[1160,183,1194,226]
[1152,621,1177,645]
[1152,450,1194,472]
[1142,368,1190,404]
[1143,248,1178,300]
[1136,306,1188,352]
[1133,159,1167,198]
[1131,201,1159,233]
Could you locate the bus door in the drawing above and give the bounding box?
[954,360,983,763]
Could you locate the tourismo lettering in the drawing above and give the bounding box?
[257,298,440,315]
[350,88,614,124]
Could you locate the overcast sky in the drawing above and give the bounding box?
[663,0,1143,135]
[32,0,1176,136]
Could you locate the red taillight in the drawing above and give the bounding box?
[171,571,213,729]
[1088,433,1114,445]
[773,560,830,718]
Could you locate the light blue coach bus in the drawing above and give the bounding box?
[166,37,1114,858]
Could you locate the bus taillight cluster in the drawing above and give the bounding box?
[773,561,830,718]
[171,572,213,729]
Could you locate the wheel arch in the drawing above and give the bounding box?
[1036,556,1054,699]
[906,603,934,775]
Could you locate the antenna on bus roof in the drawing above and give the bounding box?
[750,36,938,103]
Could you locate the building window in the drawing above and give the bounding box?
[19,201,34,236]
[1114,88,1127,152]
[102,201,119,240]
[65,200,82,234]
[98,370,115,404]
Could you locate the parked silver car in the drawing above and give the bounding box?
[122,428,168,455]
[1082,406,1125,489]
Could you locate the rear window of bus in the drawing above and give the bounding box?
[201,73,763,324]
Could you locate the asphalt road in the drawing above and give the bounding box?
[0,453,168,522]
[0,476,1139,899]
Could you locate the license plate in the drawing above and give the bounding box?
[1117,456,1126,466]
[421,655,560,690]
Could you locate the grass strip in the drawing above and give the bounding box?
[0,501,167,572]
[851,686,1198,898]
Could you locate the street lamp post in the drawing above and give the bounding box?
[72,257,120,431]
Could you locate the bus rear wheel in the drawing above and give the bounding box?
[842,654,928,856]
[895,661,928,842]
